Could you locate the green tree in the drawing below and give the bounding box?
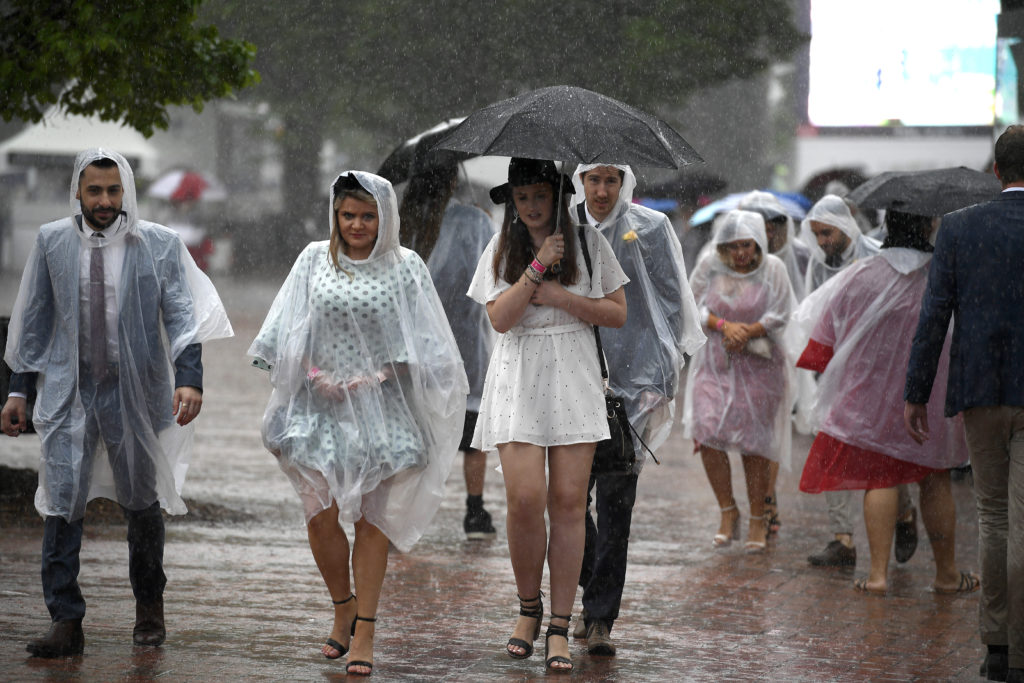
[0,0,258,137]
[209,0,805,246]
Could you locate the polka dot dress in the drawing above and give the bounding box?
[468,225,630,451]
[281,254,426,476]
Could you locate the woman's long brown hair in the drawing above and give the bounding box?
[492,186,579,286]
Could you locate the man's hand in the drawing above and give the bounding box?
[1,397,28,437]
[904,402,929,444]
[173,386,203,426]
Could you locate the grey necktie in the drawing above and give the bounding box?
[89,236,107,381]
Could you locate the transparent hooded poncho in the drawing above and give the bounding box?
[248,170,468,553]
[682,210,798,467]
[571,163,705,465]
[799,194,881,294]
[426,201,497,411]
[4,148,233,521]
[792,248,967,469]
[737,190,812,302]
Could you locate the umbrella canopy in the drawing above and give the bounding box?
[148,169,226,202]
[846,166,1002,216]
[377,117,472,184]
[689,190,810,227]
[433,85,703,169]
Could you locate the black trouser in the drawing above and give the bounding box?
[578,471,639,630]
[42,503,165,622]
[41,369,165,622]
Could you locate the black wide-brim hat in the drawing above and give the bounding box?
[489,157,575,205]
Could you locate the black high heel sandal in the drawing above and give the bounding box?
[346,615,376,676]
[506,593,543,659]
[323,593,355,660]
[545,613,573,673]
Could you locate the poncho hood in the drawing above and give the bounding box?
[571,163,637,226]
[713,209,769,263]
[329,170,401,264]
[71,148,139,238]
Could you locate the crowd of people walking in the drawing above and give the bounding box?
[3,128,1022,679]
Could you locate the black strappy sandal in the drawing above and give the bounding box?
[506,593,543,659]
[544,613,573,673]
[346,615,376,676]
[323,593,355,660]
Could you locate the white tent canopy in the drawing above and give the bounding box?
[0,110,157,174]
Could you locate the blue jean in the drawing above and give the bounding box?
[579,471,639,630]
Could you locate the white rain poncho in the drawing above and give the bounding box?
[248,171,468,553]
[4,148,233,520]
[426,201,497,411]
[682,210,797,467]
[792,249,967,469]
[738,190,812,302]
[799,194,881,294]
[572,163,705,466]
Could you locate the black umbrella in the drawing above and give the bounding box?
[432,85,703,169]
[377,117,472,184]
[847,166,1002,216]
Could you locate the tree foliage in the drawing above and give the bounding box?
[0,0,259,136]
[208,0,805,236]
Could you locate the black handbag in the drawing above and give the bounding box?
[577,227,654,475]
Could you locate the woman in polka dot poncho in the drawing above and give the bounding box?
[249,170,468,673]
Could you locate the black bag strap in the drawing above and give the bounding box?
[577,225,658,464]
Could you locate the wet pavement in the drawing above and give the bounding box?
[0,273,985,681]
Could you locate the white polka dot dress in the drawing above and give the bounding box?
[467,225,629,451]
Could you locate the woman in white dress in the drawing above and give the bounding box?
[468,158,628,672]
[249,171,467,675]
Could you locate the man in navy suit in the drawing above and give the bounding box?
[905,125,1024,683]
[1,149,231,658]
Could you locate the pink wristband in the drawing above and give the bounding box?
[715,318,726,331]
[530,258,547,274]
[306,366,321,380]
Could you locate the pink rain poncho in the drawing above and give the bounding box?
[682,210,797,465]
[794,248,968,492]
[249,171,468,552]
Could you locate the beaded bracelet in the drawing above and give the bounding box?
[530,258,547,274]
[524,266,542,284]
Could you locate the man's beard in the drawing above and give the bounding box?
[82,206,121,230]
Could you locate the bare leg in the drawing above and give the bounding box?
[700,446,739,539]
[499,442,548,656]
[765,460,781,532]
[918,470,962,590]
[307,501,356,658]
[346,517,390,674]
[741,454,770,547]
[545,442,595,669]
[862,487,899,593]
[464,449,487,497]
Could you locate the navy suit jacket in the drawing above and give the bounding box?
[905,191,1024,415]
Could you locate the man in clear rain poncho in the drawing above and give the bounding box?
[1,149,233,657]
[570,163,705,655]
[797,195,917,569]
[420,181,499,539]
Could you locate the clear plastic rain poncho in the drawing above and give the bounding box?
[426,201,497,411]
[572,163,705,466]
[799,194,881,294]
[4,148,233,520]
[682,210,798,467]
[248,171,468,553]
[737,190,812,302]
[792,248,967,469]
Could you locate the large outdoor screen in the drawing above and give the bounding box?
[808,0,999,127]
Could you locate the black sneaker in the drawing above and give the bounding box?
[464,506,496,539]
[893,507,918,564]
[807,540,856,567]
